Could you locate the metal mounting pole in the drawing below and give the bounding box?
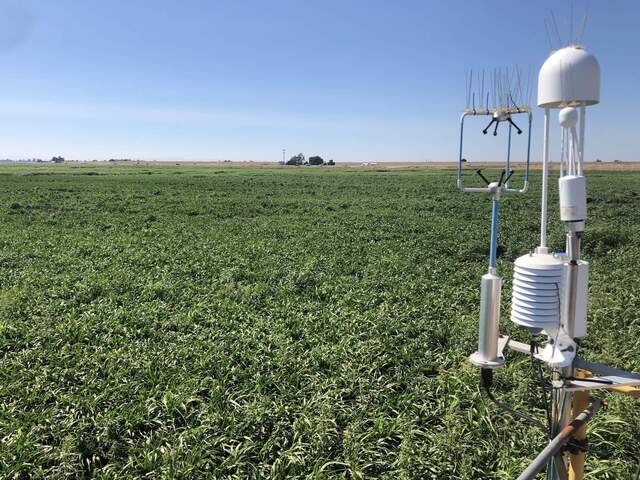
[517,399,602,480]
[549,228,583,478]
[564,228,583,479]
[562,231,581,336]
[470,185,505,369]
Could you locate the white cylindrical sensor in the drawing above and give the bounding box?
[470,272,504,368]
[561,260,589,338]
[559,175,587,222]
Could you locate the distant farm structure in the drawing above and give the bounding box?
[285,153,333,166]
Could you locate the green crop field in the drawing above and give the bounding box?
[1,163,639,479]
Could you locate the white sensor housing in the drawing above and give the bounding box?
[559,175,587,222]
[470,272,505,368]
[562,260,589,338]
[511,253,564,332]
[538,45,600,108]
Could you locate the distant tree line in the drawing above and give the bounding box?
[285,153,334,166]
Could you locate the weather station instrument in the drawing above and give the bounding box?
[458,26,640,480]
[457,67,533,370]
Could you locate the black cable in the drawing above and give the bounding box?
[483,384,548,432]
[530,337,552,433]
[480,369,548,433]
[528,341,540,408]
[537,362,552,433]
[563,376,613,385]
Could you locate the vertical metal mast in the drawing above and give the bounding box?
[536,43,600,478]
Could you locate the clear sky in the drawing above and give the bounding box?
[0,0,638,162]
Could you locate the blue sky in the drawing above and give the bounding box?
[0,0,638,162]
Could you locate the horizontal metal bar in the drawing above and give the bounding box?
[501,335,529,354]
[503,182,529,193]
[461,184,529,194]
[502,336,640,392]
[574,358,640,380]
[463,107,532,115]
[563,375,640,392]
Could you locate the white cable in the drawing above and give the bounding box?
[569,128,577,176]
[571,126,580,176]
[579,106,586,175]
[540,109,550,250]
[560,129,564,178]
[559,127,564,177]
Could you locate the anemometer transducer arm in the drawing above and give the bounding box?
[457,108,531,193]
[506,116,523,135]
[475,169,514,187]
[481,117,497,135]
[481,112,524,136]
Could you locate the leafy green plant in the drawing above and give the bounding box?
[0,164,638,478]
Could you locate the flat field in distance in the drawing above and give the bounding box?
[1,163,639,479]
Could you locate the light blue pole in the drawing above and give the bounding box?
[506,123,512,187]
[525,111,532,185]
[457,115,465,184]
[489,195,500,269]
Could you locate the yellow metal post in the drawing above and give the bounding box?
[568,371,589,480]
